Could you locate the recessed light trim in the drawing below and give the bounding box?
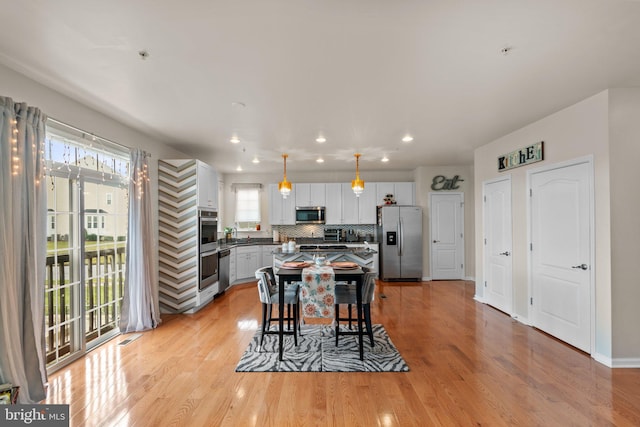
[402,135,414,143]
[381,156,389,162]
[316,136,326,143]
[252,157,260,164]
[236,165,243,171]
[230,136,240,144]
[316,157,324,163]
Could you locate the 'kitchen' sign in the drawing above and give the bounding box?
[498,141,544,171]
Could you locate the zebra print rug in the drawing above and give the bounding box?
[235,324,409,372]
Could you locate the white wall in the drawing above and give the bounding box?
[474,91,613,360]
[415,165,475,279]
[609,88,640,361]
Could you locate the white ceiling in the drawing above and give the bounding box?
[2,0,640,174]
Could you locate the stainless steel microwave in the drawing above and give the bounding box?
[295,206,325,224]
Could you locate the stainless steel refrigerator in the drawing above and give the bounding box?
[378,206,423,281]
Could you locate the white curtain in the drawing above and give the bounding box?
[0,96,48,403]
[119,148,160,332]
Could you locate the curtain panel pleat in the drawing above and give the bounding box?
[0,96,48,403]
[119,148,160,332]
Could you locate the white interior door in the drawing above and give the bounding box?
[430,193,464,280]
[530,160,593,353]
[483,177,513,314]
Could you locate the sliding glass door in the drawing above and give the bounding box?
[44,122,129,371]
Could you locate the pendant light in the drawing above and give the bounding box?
[352,153,365,197]
[278,153,292,198]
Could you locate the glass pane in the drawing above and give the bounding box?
[46,121,130,370]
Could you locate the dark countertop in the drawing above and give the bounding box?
[217,238,377,250]
[273,247,377,256]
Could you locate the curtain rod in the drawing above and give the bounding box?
[47,117,151,157]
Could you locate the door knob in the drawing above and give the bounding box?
[571,264,588,270]
[433,240,440,243]
[499,251,510,256]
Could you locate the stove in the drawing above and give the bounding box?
[299,245,319,250]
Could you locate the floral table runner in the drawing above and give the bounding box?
[301,265,335,318]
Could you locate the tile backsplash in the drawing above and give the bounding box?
[273,224,376,241]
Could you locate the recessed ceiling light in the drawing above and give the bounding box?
[230,136,240,144]
[252,157,260,164]
[316,136,326,143]
[236,165,243,171]
[316,157,324,163]
[381,156,389,162]
[402,135,414,143]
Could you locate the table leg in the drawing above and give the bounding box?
[278,277,285,361]
[356,277,364,360]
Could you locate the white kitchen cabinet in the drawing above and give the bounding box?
[235,245,260,282]
[394,182,415,205]
[196,160,218,209]
[375,182,395,206]
[229,247,237,285]
[295,183,326,207]
[375,182,415,206]
[261,245,277,268]
[268,183,296,225]
[340,182,377,224]
[357,183,377,224]
[341,183,359,224]
[325,183,343,224]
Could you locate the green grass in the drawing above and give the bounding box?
[47,240,126,252]
[46,240,127,316]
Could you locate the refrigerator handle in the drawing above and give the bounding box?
[398,218,403,256]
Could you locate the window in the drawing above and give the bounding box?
[106,193,112,205]
[234,185,261,231]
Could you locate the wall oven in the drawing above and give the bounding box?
[199,209,218,290]
[199,249,219,291]
[199,209,218,252]
[295,206,325,224]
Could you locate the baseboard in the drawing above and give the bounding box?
[473,295,486,304]
[610,356,640,368]
[511,313,531,326]
[422,276,475,282]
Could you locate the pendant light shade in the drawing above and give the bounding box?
[279,153,292,198]
[352,153,365,197]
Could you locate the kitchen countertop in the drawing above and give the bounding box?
[217,238,377,250]
[273,247,377,256]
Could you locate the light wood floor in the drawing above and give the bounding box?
[45,280,640,426]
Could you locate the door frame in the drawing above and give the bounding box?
[526,155,595,353]
[429,192,465,280]
[481,175,513,312]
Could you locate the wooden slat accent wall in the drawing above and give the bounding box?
[158,159,198,313]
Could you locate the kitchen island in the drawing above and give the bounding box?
[273,244,378,273]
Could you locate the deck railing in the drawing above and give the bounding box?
[45,247,126,364]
